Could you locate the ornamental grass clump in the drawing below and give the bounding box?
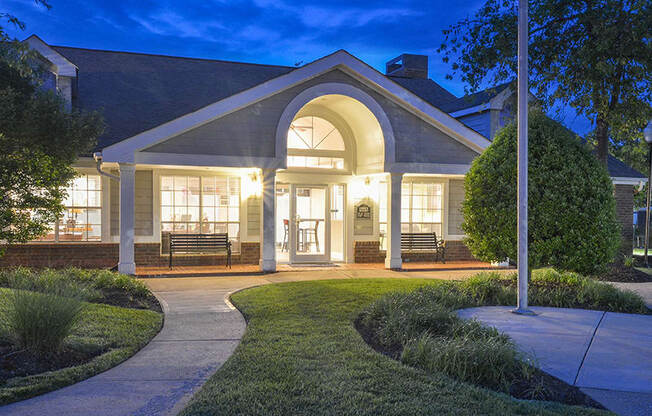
[358,269,649,397]
[1,275,88,356]
[401,329,532,393]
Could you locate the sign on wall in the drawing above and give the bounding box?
[354,198,373,235]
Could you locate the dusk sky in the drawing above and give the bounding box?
[4,0,592,134]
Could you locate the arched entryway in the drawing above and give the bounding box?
[260,83,395,270]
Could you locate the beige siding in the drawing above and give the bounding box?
[144,70,479,165]
[247,196,261,237]
[110,170,154,236]
[448,179,465,236]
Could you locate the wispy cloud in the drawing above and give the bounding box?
[129,9,225,41]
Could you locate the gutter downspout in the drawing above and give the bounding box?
[93,152,120,182]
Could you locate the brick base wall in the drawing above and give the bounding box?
[353,241,386,263]
[353,239,476,263]
[0,241,261,269]
[614,184,633,257]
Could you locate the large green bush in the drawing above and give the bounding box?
[462,110,621,274]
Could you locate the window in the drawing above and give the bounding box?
[161,175,241,251]
[402,182,442,235]
[378,180,443,250]
[287,116,347,170]
[34,174,102,242]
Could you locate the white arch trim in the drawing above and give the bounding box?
[275,82,395,171]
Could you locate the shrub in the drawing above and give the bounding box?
[462,110,621,275]
[0,267,152,305]
[1,278,87,355]
[401,331,531,393]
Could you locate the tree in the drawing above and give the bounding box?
[0,36,103,249]
[462,110,621,275]
[438,0,652,165]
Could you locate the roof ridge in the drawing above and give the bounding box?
[50,44,296,70]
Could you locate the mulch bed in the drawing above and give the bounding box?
[354,317,605,410]
[593,263,652,283]
[0,342,105,383]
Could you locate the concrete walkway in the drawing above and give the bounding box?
[0,268,493,416]
[458,306,652,416]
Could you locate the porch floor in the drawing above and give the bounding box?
[135,260,506,278]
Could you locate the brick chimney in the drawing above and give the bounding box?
[385,54,428,79]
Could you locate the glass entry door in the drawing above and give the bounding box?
[290,185,330,263]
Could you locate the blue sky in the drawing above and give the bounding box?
[4,0,592,134]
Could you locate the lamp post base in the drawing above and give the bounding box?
[511,308,537,316]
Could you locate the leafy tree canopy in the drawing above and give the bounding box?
[462,110,621,275]
[0,6,104,248]
[439,0,651,165]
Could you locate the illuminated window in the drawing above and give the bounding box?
[33,174,102,242]
[161,175,241,252]
[378,181,443,249]
[402,182,443,235]
[287,116,346,170]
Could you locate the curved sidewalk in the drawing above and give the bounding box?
[458,306,652,416]
[0,283,249,416]
[0,268,490,415]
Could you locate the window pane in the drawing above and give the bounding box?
[228,207,239,221]
[161,191,173,206]
[201,222,214,234]
[217,206,228,221]
[161,176,174,191]
[187,207,200,222]
[162,207,174,222]
[202,207,215,222]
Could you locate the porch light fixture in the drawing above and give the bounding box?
[242,170,262,199]
[643,121,652,268]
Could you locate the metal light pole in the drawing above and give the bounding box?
[513,0,534,315]
[644,121,652,268]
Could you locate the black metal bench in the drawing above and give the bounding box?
[169,233,231,269]
[401,232,446,263]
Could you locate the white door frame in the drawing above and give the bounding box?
[289,184,331,263]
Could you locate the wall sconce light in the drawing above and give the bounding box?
[243,170,262,198]
[364,176,370,186]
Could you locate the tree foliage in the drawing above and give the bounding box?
[462,110,621,275]
[438,0,652,165]
[0,56,103,248]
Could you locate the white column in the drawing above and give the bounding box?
[385,173,403,269]
[260,168,276,272]
[118,163,136,275]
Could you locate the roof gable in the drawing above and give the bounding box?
[25,35,77,76]
[101,49,491,162]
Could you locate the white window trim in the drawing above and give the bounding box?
[158,172,242,253]
[36,169,103,243]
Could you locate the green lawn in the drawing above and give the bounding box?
[180,278,608,416]
[0,288,163,404]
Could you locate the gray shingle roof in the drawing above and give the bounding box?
[51,45,643,179]
[388,76,458,111]
[606,155,645,178]
[51,46,295,149]
[443,82,512,113]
